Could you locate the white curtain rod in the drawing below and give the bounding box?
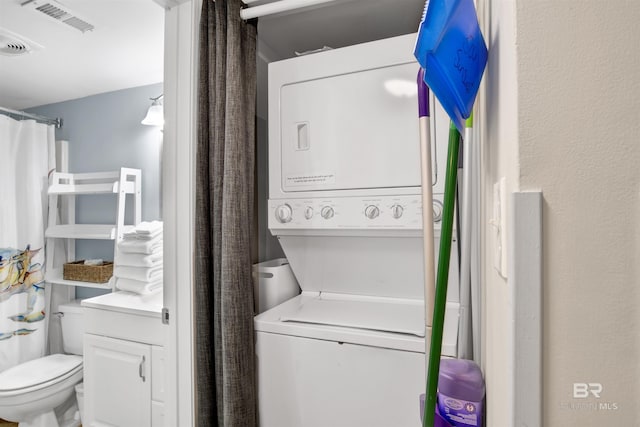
[240,0,341,20]
[0,106,62,128]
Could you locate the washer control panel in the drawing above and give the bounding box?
[269,195,443,229]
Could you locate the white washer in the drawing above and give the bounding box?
[257,34,460,426]
[256,198,459,427]
[255,291,460,427]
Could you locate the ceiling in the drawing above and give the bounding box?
[0,0,423,112]
[0,0,164,110]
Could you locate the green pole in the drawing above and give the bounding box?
[423,121,461,427]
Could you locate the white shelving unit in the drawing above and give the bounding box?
[45,168,142,290]
[46,224,119,240]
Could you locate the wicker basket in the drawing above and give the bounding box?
[63,260,113,284]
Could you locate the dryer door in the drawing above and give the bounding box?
[279,62,424,192]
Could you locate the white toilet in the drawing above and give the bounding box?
[0,300,84,427]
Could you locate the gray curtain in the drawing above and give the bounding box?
[194,0,257,426]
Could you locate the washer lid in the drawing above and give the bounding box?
[0,354,82,392]
[280,294,425,337]
[255,293,460,355]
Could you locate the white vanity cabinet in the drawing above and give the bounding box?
[81,291,165,427]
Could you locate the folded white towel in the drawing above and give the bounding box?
[114,265,163,282]
[123,229,162,241]
[136,221,163,235]
[115,277,162,295]
[121,221,162,241]
[115,251,163,268]
[118,236,163,254]
[122,225,137,239]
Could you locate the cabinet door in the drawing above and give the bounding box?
[84,334,152,427]
[151,345,165,402]
[151,345,165,426]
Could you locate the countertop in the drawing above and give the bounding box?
[81,290,163,318]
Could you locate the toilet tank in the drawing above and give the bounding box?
[59,300,85,355]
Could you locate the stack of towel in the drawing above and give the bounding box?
[114,221,163,295]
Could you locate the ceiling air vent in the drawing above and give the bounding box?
[22,0,95,33]
[0,28,44,57]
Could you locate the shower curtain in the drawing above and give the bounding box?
[0,115,54,373]
[194,0,257,425]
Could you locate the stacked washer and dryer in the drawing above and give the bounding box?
[255,34,460,427]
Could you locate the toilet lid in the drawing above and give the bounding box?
[0,354,82,392]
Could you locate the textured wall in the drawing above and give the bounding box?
[516,1,640,425]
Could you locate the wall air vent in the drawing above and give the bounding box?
[0,28,44,56]
[22,0,95,33]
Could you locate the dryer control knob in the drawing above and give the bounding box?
[391,204,404,219]
[432,200,443,223]
[364,205,380,219]
[304,206,314,220]
[275,204,293,223]
[321,206,334,219]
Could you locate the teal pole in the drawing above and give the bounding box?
[423,121,461,427]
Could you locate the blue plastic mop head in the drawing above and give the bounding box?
[414,0,488,132]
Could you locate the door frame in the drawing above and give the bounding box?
[162,0,200,425]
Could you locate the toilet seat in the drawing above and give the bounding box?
[0,354,82,397]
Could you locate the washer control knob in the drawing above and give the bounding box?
[304,206,314,220]
[364,205,380,219]
[275,204,293,223]
[391,204,404,219]
[321,206,334,219]
[432,200,443,223]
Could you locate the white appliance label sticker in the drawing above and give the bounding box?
[285,172,336,186]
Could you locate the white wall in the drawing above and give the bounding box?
[478,0,520,425]
[480,0,640,425]
[516,0,640,424]
[256,38,286,262]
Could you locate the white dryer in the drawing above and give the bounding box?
[256,33,460,427]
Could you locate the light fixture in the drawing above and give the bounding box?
[142,94,164,126]
[383,79,418,98]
